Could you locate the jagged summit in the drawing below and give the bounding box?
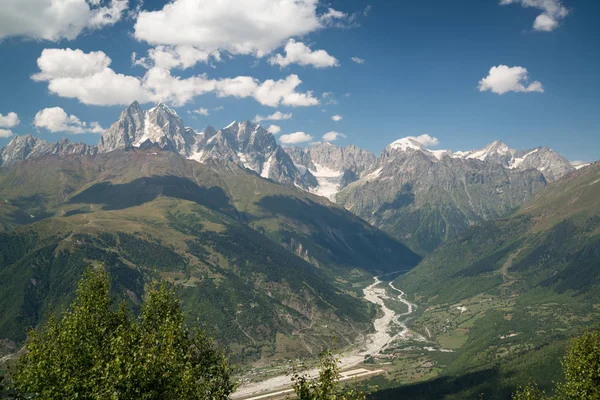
[0,134,97,167]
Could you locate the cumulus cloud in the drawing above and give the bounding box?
[32,48,112,81]
[0,0,128,41]
[193,108,210,116]
[280,132,313,144]
[406,134,439,147]
[32,48,319,107]
[267,125,281,134]
[331,115,342,122]
[500,0,569,31]
[253,111,293,122]
[478,65,544,95]
[0,129,14,138]
[0,112,20,128]
[351,57,365,64]
[269,39,339,68]
[34,107,105,134]
[134,0,327,57]
[322,131,346,142]
[132,45,220,70]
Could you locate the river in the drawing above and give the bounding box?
[232,273,416,398]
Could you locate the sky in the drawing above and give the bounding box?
[0,0,598,163]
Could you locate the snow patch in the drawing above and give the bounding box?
[429,149,451,160]
[308,162,344,201]
[261,154,275,178]
[467,141,511,161]
[389,138,423,152]
[188,150,204,162]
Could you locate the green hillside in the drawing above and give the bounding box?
[0,148,419,364]
[377,163,600,398]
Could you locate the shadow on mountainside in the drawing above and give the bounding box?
[369,368,512,400]
[69,175,238,217]
[257,195,421,273]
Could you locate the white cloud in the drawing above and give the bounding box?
[0,112,20,128]
[351,57,365,64]
[478,65,544,95]
[500,0,568,31]
[250,75,319,107]
[132,45,220,70]
[193,108,210,116]
[322,131,346,142]
[331,115,342,122]
[269,39,338,68]
[254,111,293,122]
[34,107,105,134]
[267,125,281,134]
[0,129,14,138]
[0,0,128,41]
[33,48,319,107]
[32,48,112,81]
[280,131,313,144]
[406,134,439,147]
[533,14,559,31]
[319,7,357,27]
[134,0,328,57]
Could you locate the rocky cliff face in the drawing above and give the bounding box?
[0,135,97,167]
[454,140,574,182]
[0,102,580,255]
[285,142,376,200]
[336,141,549,254]
[97,103,315,189]
[98,102,197,155]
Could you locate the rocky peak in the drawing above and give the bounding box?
[98,101,145,152]
[0,135,97,167]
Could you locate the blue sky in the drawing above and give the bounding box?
[0,0,598,162]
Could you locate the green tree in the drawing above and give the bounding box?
[513,382,549,400]
[512,330,600,400]
[290,350,365,400]
[9,267,234,399]
[556,330,600,399]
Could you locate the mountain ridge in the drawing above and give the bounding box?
[0,102,586,254]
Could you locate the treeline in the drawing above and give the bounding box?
[0,268,368,400]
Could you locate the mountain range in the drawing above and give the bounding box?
[379,161,600,398]
[0,141,418,362]
[0,102,598,398]
[0,101,582,254]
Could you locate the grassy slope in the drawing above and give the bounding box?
[0,149,419,364]
[380,163,600,398]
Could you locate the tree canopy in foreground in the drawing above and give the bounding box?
[513,330,600,400]
[9,267,234,399]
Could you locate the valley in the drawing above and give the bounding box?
[233,273,421,399]
[0,104,597,398]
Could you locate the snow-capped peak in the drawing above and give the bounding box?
[466,140,511,161]
[389,137,425,152]
[224,121,238,129]
[150,102,179,117]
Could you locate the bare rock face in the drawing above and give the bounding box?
[98,102,196,155]
[0,135,97,167]
[0,101,579,256]
[510,147,575,182]
[191,121,317,188]
[98,101,145,152]
[285,142,376,200]
[335,141,551,254]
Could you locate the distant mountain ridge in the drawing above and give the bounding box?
[0,101,583,253]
